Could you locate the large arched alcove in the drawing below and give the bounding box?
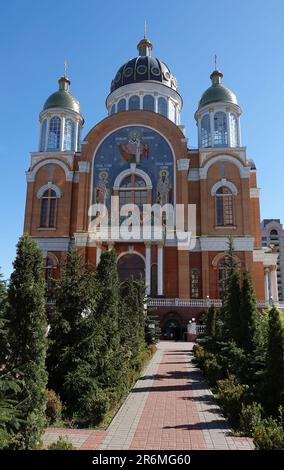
[117,253,145,283]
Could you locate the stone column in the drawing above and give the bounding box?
[145,242,151,295]
[96,243,102,266]
[270,266,279,302]
[264,267,270,303]
[157,242,164,296]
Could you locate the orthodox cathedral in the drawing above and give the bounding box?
[24,35,279,337]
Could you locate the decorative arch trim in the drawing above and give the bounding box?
[200,155,250,179]
[211,178,238,196]
[27,159,73,182]
[212,252,241,268]
[113,168,152,189]
[37,183,62,199]
[45,252,59,265]
[117,250,146,263]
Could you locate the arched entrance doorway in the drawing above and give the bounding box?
[117,253,145,283]
[162,317,181,341]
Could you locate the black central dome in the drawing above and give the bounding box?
[110,38,178,93]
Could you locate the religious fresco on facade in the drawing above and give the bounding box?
[93,126,174,208]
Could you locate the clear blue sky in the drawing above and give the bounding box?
[0,0,284,279]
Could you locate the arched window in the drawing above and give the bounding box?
[40,189,57,228]
[270,229,278,239]
[143,95,155,112]
[191,269,200,298]
[110,104,116,115]
[45,256,56,291]
[129,95,140,110]
[117,98,126,112]
[218,259,230,298]
[201,114,211,147]
[214,111,228,147]
[215,186,234,226]
[40,119,47,151]
[158,97,167,117]
[119,174,147,212]
[63,118,75,151]
[151,264,158,297]
[230,113,238,147]
[47,116,61,151]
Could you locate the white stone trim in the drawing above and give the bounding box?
[26,158,74,182]
[78,161,90,173]
[200,154,250,179]
[113,167,152,189]
[250,187,260,198]
[33,237,70,252]
[253,248,279,266]
[211,178,238,196]
[188,169,200,181]
[37,182,62,198]
[177,158,190,171]
[199,236,254,251]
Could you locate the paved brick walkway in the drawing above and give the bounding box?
[43,342,254,450]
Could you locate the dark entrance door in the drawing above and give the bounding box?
[162,318,181,341]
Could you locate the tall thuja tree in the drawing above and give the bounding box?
[206,304,217,337]
[239,271,259,353]
[0,268,22,450]
[95,250,127,395]
[47,249,95,396]
[263,306,284,416]
[0,269,8,363]
[7,234,47,449]
[221,237,241,342]
[119,278,146,361]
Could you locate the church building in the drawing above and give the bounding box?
[24,36,279,336]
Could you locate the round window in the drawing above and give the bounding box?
[164,71,171,80]
[124,67,133,77]
[151,66,161,76]
[137,65,147,75]
[115,72,121,82]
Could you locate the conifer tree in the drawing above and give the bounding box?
[226,270,241,344]
[47,249,96,397]
[239,271,258,353]
[94,249,126,394]
[7,234,47,449]
[220,237,241,342]
[206,304,217,337]
[119,277,145,359]
[0,269,8,363]
[263,306,284,416]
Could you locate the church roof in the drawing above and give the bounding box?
[43,76,81,114]
[110,37,178,93]
[198,69,238,109]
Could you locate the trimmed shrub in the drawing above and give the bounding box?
[48,436,75,450]
[253,417,284,450]
[239,402,263,437]
[216,375,247,429]
[193,344,211,366]
[46,390,62,425]
[204,355,225,387]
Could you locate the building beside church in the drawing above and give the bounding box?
[262,219,284,302]
[24,35,279,337]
